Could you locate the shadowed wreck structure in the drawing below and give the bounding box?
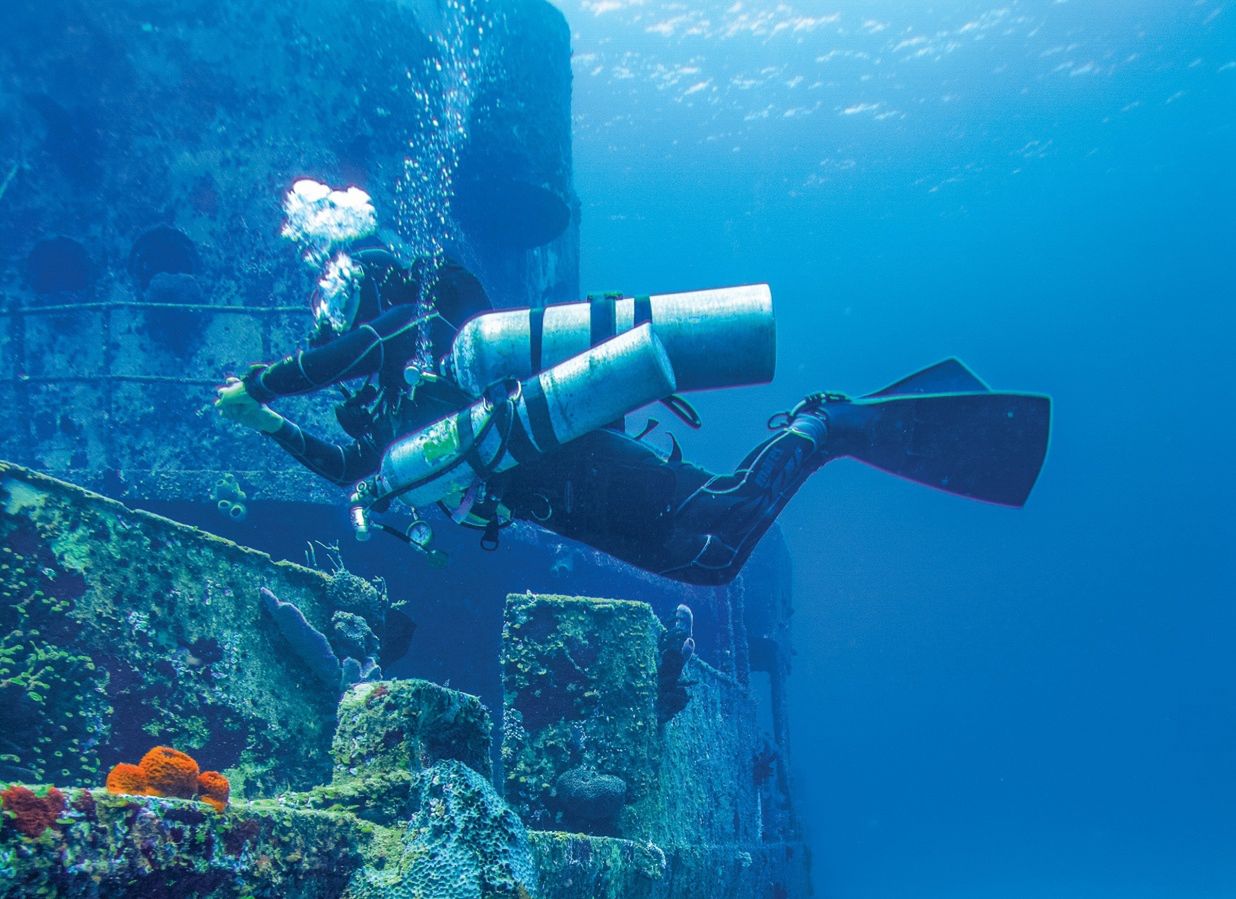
[0,0,811,895]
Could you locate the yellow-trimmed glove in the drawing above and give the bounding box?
[215,377,283,434]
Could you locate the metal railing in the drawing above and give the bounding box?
[0,299,314,485]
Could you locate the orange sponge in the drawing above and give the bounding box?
[105,762,149,796]
[138,746,200,799]
[196,770,230,812]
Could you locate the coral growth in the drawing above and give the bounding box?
[331,680,491,785]
[345,760,540,899]
[209,472,248,522]
[501,594,660,836]
[139,745,200,798]
[325,569,388,631]
[1,463,340,797]
[197,770,230,812]
[261,587,383,692]
[332,611,380,661]
[0,787,362,894]
[105,746,229,811]
[553,765,627,833]
[0,512,111,786]
[104,762,148,795]
[1,785,65,838]
[656,603,696,724]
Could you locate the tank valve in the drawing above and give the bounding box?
[349,481,374,541]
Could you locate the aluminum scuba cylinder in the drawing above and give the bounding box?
[441,284,775,398]
[366,324,677,511]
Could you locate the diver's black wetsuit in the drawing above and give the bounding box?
[247,281,823,585]
[497,427,821,585]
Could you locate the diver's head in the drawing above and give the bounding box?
[308,252,363,345]
[279,178,389,345]
[308,244,423,346]
[280,177,490,349]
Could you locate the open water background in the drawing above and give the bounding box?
[552,1,1236,896]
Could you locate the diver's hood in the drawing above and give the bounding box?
[309,246,422,346]
[311,252,364,341]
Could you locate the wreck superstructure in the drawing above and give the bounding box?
[0,0,811,894]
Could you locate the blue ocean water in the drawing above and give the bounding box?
[554,1,1235,896]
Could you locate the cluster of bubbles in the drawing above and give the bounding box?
[275,3,498,366]
[280,179,377,268]
[392,0,498,370]
[279,179,377,339]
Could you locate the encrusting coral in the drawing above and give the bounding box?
[0,784,65,838]
[104,745,229,811]
[261,586,383,692]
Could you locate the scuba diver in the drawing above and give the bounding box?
[217,182,1051,586]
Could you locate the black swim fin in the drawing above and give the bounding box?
[866,357,990,396]
[821,361,1051,507]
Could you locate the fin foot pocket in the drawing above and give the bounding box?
[813,360,1050,506]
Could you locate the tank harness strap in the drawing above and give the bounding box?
[455,398,477,463]
[372,404,503,507]
[504,402,540,465]
[591,291,626,431]
[634,295,652,326]
[462,394,514,480]
[589,292,619,346]
[520,376,561,454]
[528,305,546,373]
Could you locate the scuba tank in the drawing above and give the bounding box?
[352,324,676,520]
[441,284,775,398]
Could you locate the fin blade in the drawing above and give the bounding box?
[841,392,1051,506]
[865,358,990,398]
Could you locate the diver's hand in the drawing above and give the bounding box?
[215,378,283,434]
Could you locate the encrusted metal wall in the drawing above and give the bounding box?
[0,0,578,504]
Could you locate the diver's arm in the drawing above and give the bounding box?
[266,418,382,487]
[243,304,425,402]
[215,378,379,485]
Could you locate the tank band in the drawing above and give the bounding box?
[505,403,540,465]
[529,305,546,373]
[634,295,652,326]
[589,293,617,347]
[522,377,559,453]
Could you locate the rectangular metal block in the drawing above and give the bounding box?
[502,593,661,838]
[501,592,762,845]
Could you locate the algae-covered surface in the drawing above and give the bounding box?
[528,831,813,899]
[332,680,493,784]
[0,462,343,795]
[0,787,368,898]
[0,466,812,895]
[501,593,660,837]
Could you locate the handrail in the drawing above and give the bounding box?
[3,375,238,386]
[0,302,305,315]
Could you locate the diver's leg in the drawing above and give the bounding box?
[499,430,716,576]
[499,423,825,586]
[501,361,1049,586]
[654,406,829,585]
[657,359,1053,584]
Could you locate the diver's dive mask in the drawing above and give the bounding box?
[309,252,364,345]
